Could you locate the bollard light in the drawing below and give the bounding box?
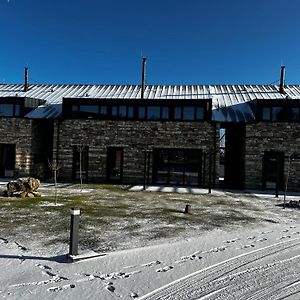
[69,208,80,256]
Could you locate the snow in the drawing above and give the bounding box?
[2,185,300,299]
[1,219,300,299]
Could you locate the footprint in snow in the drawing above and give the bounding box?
[175,254,202,264]
[142,260,162,267]
[278,235,292,240]
[255,237,267,242]
[0,238,9,244]
[283,229,289,233]
[15,242,27,251]
[261,230,273,234]
[35,264,52,270]
[47,284,76,292]
[292,231,300,235]
[106,282,115,293]
[224,238,240,243]
[130,292,139,298]
[242,244,255,249]
[156,266,174,273]
[247,236,256,240]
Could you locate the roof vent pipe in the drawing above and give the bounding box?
[279,65,285,93]
[24,67,29,92]
[141,57,146,99]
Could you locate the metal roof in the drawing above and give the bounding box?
[1,84,300,121]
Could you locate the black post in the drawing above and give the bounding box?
[143,151,147,190]
[208,152,212,194]
[275,156,279,198]
[24,67,28,92]
[141,58,147,99]
[147,151,151,186]
[69,208,80,256]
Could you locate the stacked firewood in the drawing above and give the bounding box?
[6,178,41,198]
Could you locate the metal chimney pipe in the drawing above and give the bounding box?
[24,67,28,92]
[141,58,146,99]
[279,65,285,93]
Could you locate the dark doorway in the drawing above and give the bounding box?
[223,124,245,189]
[0,144,15,177]
[72,146,89,181]
[153,148,202,186]
[106,147,123,183]
[262,151,284,190]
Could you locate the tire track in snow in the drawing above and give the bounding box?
[139,237,300,300]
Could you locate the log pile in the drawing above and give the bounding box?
[6,178,41,198]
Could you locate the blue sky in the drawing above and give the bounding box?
[1,0,300,85]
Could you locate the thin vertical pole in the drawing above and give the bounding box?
[143,151,147,190]
[147,151,151,186]
[283,157,291,209]
[141,58,147,99]
[208,152,212,193]
[275,156,279,198]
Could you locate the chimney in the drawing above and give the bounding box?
[24,67,29,92]
[141,57,146,99]
[279,65,285,93]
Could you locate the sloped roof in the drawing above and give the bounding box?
[0,84,300,121]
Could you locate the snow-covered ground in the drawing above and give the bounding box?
[1,210,300,298]
[1,184,300,299]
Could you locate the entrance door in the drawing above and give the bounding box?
[106,147,123,183]
[0,144,15,177]
[223,124,245,189]
[262,151,284,190]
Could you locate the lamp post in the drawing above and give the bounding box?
[283,152,300,209]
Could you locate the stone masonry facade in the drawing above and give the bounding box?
[56,120,218,186]
[245,123,300,191]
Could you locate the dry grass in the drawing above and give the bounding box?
[0,184,296,252]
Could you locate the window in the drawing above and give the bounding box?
[291,107,300,121]
[147,106,160,120]
[99,105,107,116]
[183,106,195,121]
[261,105,300,122]
[119,106,127,118]
[262,107,271,121]
[80,105,98,114]
[0,104,14,117]
[14,105,20,116]
[138,106,146,119]
[162,107,169,120]
[174,107,182,120]
[128,106,134,119]
[196,107,204,120]
[112,106,118,117]
[272,106,289,121]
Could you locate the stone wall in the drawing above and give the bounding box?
[56,120,218,186]
[0,118,53,179]
[245,122,300,191]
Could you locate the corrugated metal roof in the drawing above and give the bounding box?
[0,84,300,121]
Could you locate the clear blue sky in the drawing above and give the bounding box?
[1,0,300,85]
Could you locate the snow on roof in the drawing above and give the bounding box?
[0,84,300,121]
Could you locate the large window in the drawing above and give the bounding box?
[0,104,21,117]
[261,106,300,122]
[174,106,204,121]
[153,148,202,186]
[64,99,210,122]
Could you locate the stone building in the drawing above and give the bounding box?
[0,81,300,191]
